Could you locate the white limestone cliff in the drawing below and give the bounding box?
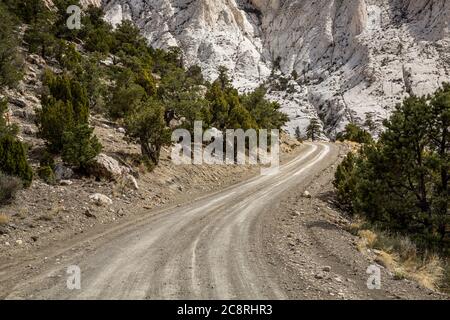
[97,0,450,138]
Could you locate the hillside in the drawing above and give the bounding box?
[99,0,450,137]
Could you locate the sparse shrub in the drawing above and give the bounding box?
[0,2,24,88]
[0,213,9,224]
[357,229,378,250]
[336,123,373,144]
[37,97,74,153]
[39,151,55,171]
[38,71,91,153]
[125,98,171,165]
[0,134,33,187]
[306,118,321,141]
[0,172,21,205]
[62,124,102,170]
[38,165,56,185]
[334,84,450,251]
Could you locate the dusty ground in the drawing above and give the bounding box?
[263,146,447,300]
[0,142,445,300]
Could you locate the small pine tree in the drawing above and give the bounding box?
[125,98,171,165]
[0,3,24,88]
[38,71,90,153]
[295,126,302,141]
[62,124,102,170]
[0,134,33,187]
[37,98,75,153]
[306,118,321,141]
[336,123,373,144]
[0,99,33,187]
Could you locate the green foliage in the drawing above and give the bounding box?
[0,134,33,188]
[336,123,374,144]
[44,72,89,123]
[38,165,56,185]
[206,81,230,129]
[306,118,321,141]
[38,71,102,169]
[37,98,75,153]
[76,54,108,112]
[24,7,59,59]
[334,85,450,252]
[241,86,288,130]
[112,20,149,59]
[3,0,45,24]
[39,151,56,170]
[186,65,204,85]
[125,98,171,165]
[62,124,102,169]
[0,3,23,88]
[109,68,148,119]
[333,152,359,211]
[38,149,56,185]
[82,6,114,54]
[0,99,32,187]
[38,71,90,152]
[57,42,83,72]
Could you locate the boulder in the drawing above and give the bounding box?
[88,153,128,180]
[22,125,35,136]
[8,97,27,108]
[89,193,113,207]
[60,180,73,186]
[13,110,27,119]
[124,174,139,190]
[54,164,74,181]
[303,190,312,198]
[323,266,332,272]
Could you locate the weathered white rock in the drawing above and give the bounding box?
[89,153,129,180]
[54,164,74,181]
[60,180,73,186]
[90,193,113,206]
[124,174,139,190]
[303,191,312,199]
[100,0,450,138]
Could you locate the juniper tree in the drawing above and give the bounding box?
[306,118,321,141]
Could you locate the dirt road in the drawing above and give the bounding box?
[1,143,339,299]
[1,143,442,300]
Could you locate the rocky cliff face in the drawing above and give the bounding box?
[98,0,450,137]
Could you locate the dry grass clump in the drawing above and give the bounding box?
[351,220,445,291]
[0,173,21,205]
[0,213,10,225]
[38,205,64,221]
[357,229,377,252]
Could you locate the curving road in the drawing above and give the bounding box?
[5,143,340,299]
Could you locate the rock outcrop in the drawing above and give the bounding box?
[98,0,450,137]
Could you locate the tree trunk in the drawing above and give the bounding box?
[141,142,160,165]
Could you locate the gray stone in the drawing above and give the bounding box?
[89,153,128,180]
[90,193,113,207]
[9,97,27,108]
[54,164,74,181]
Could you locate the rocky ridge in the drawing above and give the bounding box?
[95,0,450,137]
